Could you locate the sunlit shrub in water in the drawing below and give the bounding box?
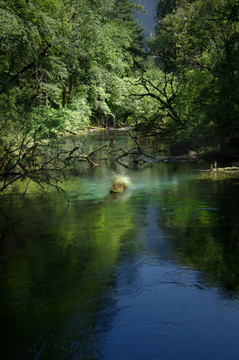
[109,173,131,193]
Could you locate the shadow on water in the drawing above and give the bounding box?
[1,131,239,359]
[0,189,140,359]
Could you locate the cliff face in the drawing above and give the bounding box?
[134,0,157,36]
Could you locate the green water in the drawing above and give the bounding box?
[1,131,239,359]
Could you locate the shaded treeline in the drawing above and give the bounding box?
[140,0,239,155]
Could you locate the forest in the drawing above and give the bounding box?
[1,3,239,358]
[0,0,239,192]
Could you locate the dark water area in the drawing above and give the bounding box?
[1,131,239,359]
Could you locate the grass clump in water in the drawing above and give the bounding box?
[109,173,131,193]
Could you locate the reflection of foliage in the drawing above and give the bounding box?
[1,152,239,358]
[0,193,136,359]
[158,178,239,297]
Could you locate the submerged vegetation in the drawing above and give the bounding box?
[1,0,239,193]
[109,173,131,193]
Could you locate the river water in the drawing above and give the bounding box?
[1,131,239,360]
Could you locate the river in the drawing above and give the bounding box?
[1,130,239,359]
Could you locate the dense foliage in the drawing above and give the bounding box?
[0,0,144,191]
[0,0,144,127]
[146,0,239,153]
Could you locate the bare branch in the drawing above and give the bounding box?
[131,73,186,128]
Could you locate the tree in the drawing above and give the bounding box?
[0,0,146,193]
[147,0,239,151]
